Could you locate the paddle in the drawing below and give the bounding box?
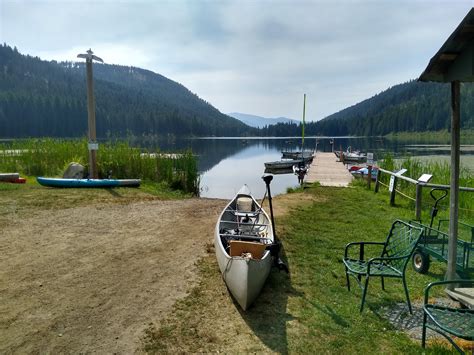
[262,174,289,273]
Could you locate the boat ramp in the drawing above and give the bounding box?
[306,152,353,187]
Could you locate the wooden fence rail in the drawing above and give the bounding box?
[374,167,474,219]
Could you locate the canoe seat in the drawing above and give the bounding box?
[229,240,267,259]
[236,196,253,212]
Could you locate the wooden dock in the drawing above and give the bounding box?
[306,152,353,187]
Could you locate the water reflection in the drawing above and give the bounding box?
[135,136,474,199]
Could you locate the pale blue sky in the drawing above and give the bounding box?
[1,0,472,121]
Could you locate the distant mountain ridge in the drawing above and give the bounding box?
[228,112,298,128]
[0,44,255,138]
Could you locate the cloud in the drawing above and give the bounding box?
[1,0,472,121]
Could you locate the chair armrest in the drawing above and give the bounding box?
[424,279,474,305]
[344,241,385,259]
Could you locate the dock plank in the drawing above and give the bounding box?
[306,152,353,187]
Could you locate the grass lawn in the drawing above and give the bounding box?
[142,184,461,354]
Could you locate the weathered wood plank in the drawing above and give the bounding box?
[306,152,353,187]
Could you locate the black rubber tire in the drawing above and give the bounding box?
[412,250,430,274]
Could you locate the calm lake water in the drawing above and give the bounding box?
[146,136,474,199]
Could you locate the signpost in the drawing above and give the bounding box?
[366,152,374,165]
[389,168,407,206]
[77,49,103,179]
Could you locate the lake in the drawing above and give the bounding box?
[144,136,474,199]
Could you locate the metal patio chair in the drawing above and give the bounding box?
[343,220,423,313]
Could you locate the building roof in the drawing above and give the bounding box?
[419,8,474,82]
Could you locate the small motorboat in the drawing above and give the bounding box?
[351,167,378,180]
[281,150,313,160]
[214,185,275,310]
[265,155,312,170]
[336,147,366,163]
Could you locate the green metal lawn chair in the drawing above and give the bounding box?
[343,220,423,313]
[422,280,474,354]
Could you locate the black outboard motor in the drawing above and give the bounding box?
[262,174,289,273]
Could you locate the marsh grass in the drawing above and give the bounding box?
[379,154,474,222]
[141,186,462,353]
[385,129,474,144]
[0,138,199,193]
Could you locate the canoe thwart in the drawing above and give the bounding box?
[229,240,267,259]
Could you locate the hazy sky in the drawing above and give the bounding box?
[1,0,472,121]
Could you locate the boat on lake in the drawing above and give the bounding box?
[281,150,314,160]
[335,147,367,163]
[36,177,141,188]
[214,185,274,310]
[351,167,378,180]
[264,156,312,169]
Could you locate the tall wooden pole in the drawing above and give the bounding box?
[446,80,460,286]
[86,59,98,179]
[77,49,103,179]
[301,94,306,153]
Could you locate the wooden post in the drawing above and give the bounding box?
[367,165,372,189]
[374,169,381,193]
[447,80,460,286]
[415,183,423,220]
[86,59,98,179]
[77,49,103,180]
[389,176,397,206]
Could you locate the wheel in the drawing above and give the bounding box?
[412,250,430,274]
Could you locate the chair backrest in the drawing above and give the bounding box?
[382,220,424,272]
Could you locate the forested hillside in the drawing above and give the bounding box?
[0,44,254,138]
[306,80,474,136]
[2,44,473,139]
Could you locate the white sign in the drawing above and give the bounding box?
[418,174,433,183]
[88,142,99,150]
[389,175,395,192]
[396,168,407,176]
[367,152,374,164]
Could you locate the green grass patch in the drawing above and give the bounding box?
[141,186,461,353]
[385,129,474,144]
[0,138,199,194]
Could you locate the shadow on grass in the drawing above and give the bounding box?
[236,253,301,355]
[105,188,122,197]
[304,297,350,328]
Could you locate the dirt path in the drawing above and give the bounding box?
[0,198,226,354]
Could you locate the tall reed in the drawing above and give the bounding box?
[379,153,474,222]
[0,138,199,194]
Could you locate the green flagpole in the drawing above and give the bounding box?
[302,94,306,152]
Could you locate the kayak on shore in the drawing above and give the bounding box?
[36,177,141,188]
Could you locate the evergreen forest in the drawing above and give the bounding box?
[1,44,473,139]
[0,44,254,138]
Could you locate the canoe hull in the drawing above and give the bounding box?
[215,246,273,310]
[215,185,274,310]
[36,177,141,188]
